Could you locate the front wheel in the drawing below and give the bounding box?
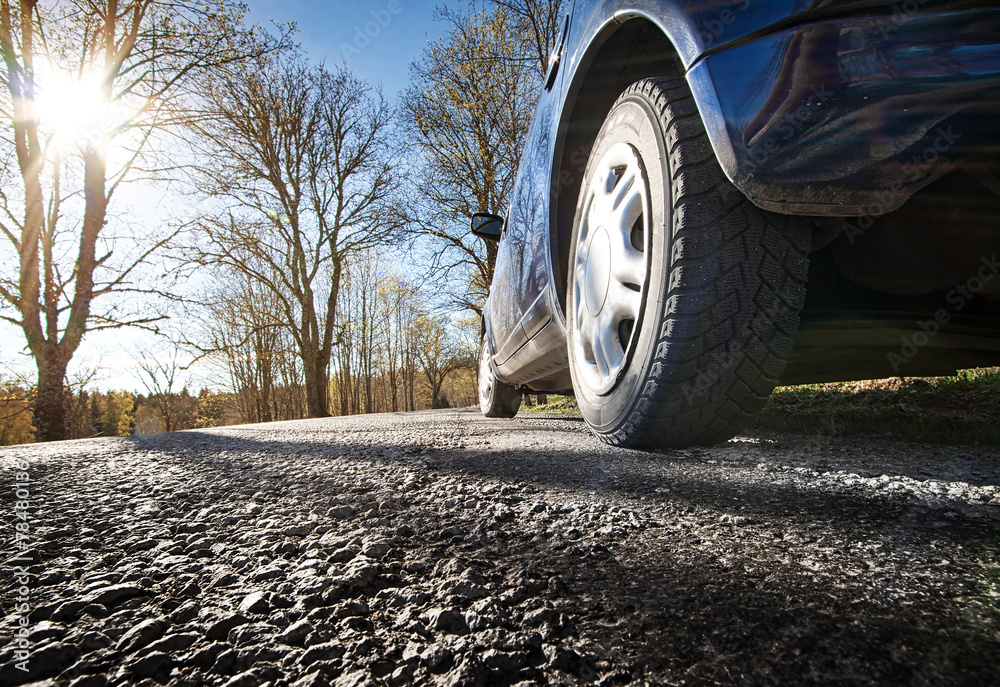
[566,77,810,448]
[478,334,521,418]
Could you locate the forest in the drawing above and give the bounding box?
[0,0,565,444]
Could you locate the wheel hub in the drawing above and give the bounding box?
[584,226,612,317]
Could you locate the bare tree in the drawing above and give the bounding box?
[186,57,403,418]
[486,0,567,77]
[404,6,540,316]
[0,0,284,440]
[383,277,421,412]
[194,249,476,419]
[333,255,384,415]
[61,365,101,439]
[412,313,474,410]
[133,341,194,433]
[333,253,408,415]
[199,269,304,424]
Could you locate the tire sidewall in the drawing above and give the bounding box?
[479,334,521,417]
[568,92,672,435]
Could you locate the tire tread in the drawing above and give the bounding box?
[598,77,809,448]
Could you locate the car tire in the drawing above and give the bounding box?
[478,334,521,418]
[566,77,810,448]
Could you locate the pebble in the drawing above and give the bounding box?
[206,613,249,641]
[84,584,147,607]
[238,591,270,614]
[116,618,167,654]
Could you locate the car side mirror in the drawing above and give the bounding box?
[471,213,504,242]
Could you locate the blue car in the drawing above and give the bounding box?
[474,0,1000,448]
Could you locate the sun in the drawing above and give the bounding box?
[32,66,121,151]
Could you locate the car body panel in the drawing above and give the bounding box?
[483,0,1000,390]
[690,7,1000,214]
[489,98,560,369]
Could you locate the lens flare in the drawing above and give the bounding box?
[32,67,121,151]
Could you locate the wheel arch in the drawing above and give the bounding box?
[549,16,686,316]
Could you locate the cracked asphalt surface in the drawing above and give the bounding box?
[1,407,999,686]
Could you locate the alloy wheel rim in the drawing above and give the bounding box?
[572,142,650,395]
[479,340,494,405]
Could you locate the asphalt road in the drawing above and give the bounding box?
[1,408,999,686]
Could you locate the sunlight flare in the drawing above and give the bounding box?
[32,66,121,150]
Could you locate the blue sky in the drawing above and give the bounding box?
[246,0,459,98]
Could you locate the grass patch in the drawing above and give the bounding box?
[520,368,1000,444]
[752,367,1000,445]
[519,394,581,415]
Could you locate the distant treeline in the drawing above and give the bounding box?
[0,370,477,447]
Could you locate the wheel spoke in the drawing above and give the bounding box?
[573,264,588,317]
[607,280,643,322]
[609,191,645,285]
[593,326,612,379]
[608,164,637,214]
[588,170,611,223]
[576,229,591,266]
[610,235,645,286]
[584,198,599,237]
[479,343,493,406]
[579,313,598,361]
[596,308,625,372]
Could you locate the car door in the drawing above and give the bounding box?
[488,7,573,376]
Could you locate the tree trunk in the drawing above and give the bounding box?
[388,366,398,413]
[302,353,331,418]
[429,372,444,410]
[407,361,416,412]
[34,350,69,442]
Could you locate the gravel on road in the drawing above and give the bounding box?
[1,408,999,686]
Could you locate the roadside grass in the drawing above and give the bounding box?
[521,368,1000,445]
[520,395,580,415]
[754,367,1000,445]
